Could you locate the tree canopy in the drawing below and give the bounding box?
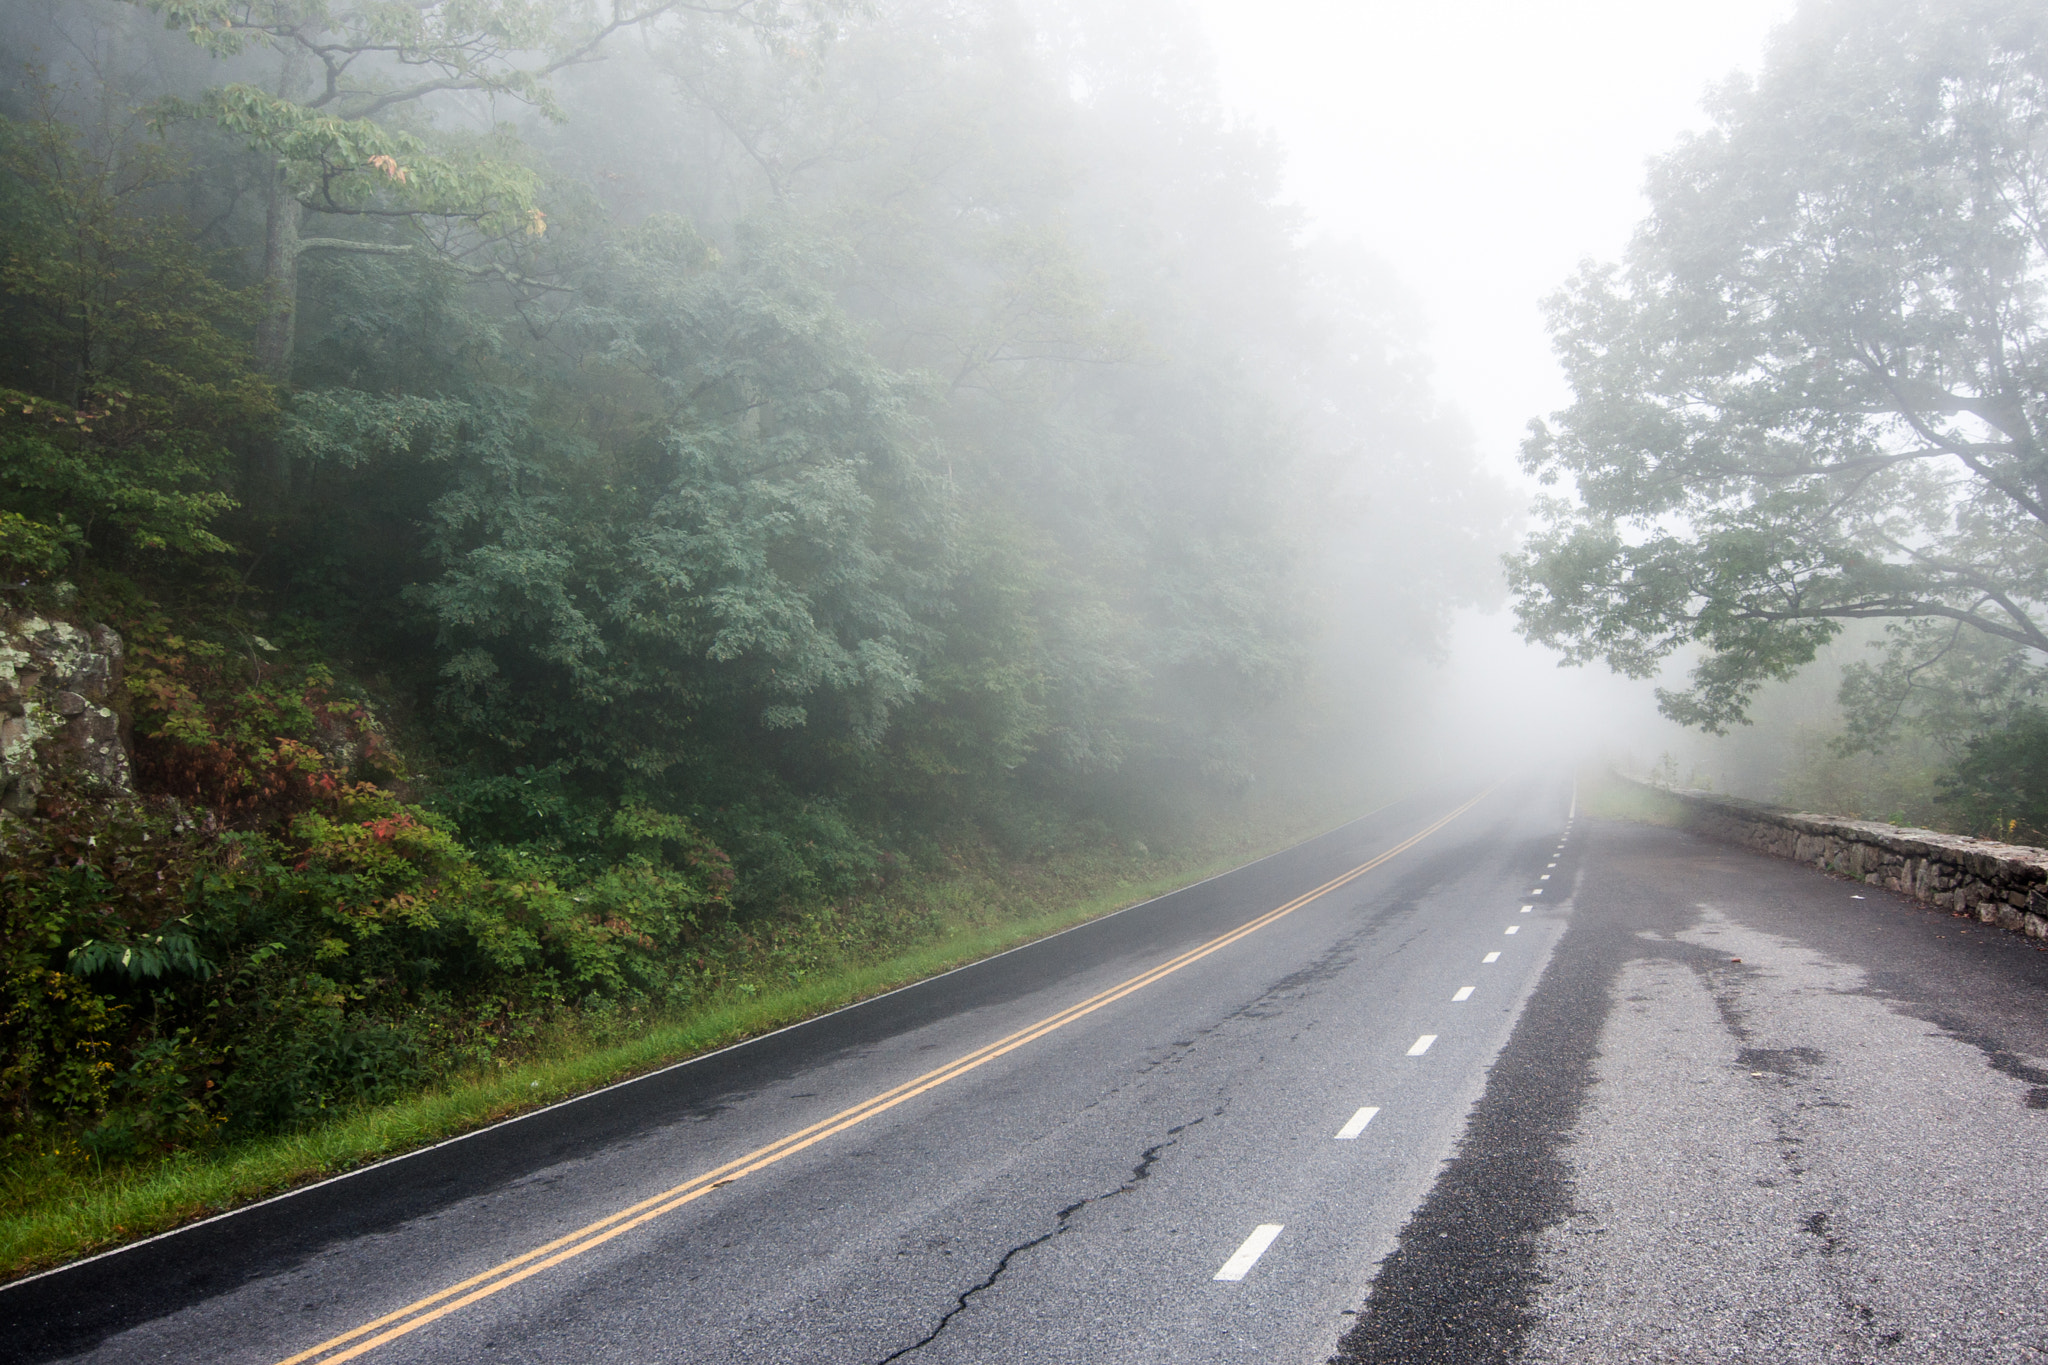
[126,0,804,375]
[1511,0,2048,736]
[0,0,1511,1155]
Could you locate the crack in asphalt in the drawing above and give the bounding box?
[1678,930,1916,1351]
[873,1117,1207,1363]
[1708,963,1919,1353]
[877,817,1539,1364]
[1696,967,1825,1179]
[1223,929,1374,1021]
[1127,914,1423,1086]
[1660,914,1928,1354]
[1334,823,2048,1365]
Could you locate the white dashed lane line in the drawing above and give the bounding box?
[1213,1225,1284,1281]
[1317,814,1556,1254]
[1334,1106,1380,1140]
[1347,822,1562,1237]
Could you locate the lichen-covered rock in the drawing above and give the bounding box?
[0,609,132,815]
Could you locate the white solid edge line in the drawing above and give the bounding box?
[1483,951,1500,963]
[1406,1034,1437,1056]
[1214,1224,1285,1281]
[1452,986,1475,1002]
[4,793,1437,1294]
[1334,1106,1380,1140]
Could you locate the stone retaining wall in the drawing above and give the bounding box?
[1640,781,2048,939]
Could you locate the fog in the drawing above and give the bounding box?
[8,0,2046,1214]
[0,0,1858,850]
[1198,0,1794,471]
[1200,0,1797,784]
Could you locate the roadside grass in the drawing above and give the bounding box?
[0,796,1380,1282]
[1577,768,1694,828]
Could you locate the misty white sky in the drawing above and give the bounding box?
[1191,1,1803,770]
[1194,0,1796,477]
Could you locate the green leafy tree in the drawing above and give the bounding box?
[414,213,949,785]
[1940,707,2048,838]
[644,1,1319,797]
[0,103,272,575]
[1511,0,2048,733]
[132,0,793,377]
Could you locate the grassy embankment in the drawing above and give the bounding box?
[1576,767,1695,827]
[0,796,1381,1281]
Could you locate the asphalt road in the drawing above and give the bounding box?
[1335,808,2048,1365]
[11,779,2048,1364]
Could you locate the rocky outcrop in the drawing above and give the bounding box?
[1642,781,2048,940]
[0,611,132,816]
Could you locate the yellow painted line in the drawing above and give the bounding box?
[279,786,1496,1364]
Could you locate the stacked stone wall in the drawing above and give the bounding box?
[1642,780,2048,940]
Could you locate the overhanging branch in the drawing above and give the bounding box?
[270,0,769,121]
[294,237,414,257]
[1732,599,2048,654]
[1855,350,2048,527]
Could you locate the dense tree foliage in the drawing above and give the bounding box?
[0,103,272,572]
[0,0,1498,1155]
[1512,0,2048,763]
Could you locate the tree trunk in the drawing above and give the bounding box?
[241,161,300,511]
[254,162,300,381]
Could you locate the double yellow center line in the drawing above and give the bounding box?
[282,787,1493,1364]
